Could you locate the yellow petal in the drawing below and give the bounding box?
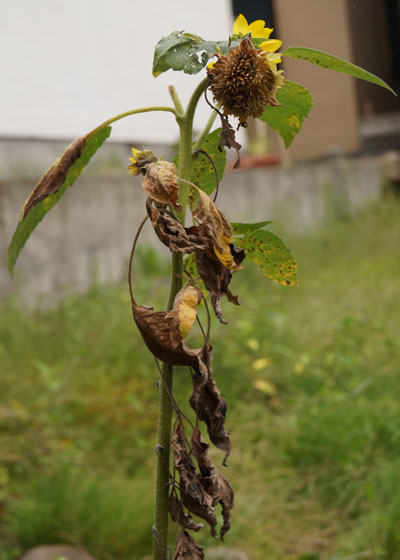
[268,53,282,63]
[131,147,140,159]
[232,13,249,36]
[259,39,282,52]
[248,20,266,35]
[252,27,273,39]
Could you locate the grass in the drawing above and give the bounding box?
[0,199,399,559]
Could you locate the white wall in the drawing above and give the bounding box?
[0,0,232,144]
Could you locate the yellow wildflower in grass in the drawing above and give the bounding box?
[128,147,157,176]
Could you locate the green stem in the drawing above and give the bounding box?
[153,255,181,560]
[176,78,209,216]
[168,85,184,116]
[153,77,208,560]
[92,106,176,133]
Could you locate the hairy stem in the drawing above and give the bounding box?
[153,254,182,560]
[153,78,208,560]
[176,77,209,216]
[93,106,176,133]
[168,85,184,116]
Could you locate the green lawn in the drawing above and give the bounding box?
[1,200,399,559]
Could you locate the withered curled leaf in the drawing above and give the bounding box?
[172,420,217,537]
[173,530,204,560]
[142,160,182,210]
[146,199,208,254]
[190,360,231,464]
[130,217,211,373]
[132,299,211,373]
[195,243,245,324]
[219,115,241,170]
[22,135,88,218]
[193,189,241,272]
[169,494,204,532]
[191,427,234,539]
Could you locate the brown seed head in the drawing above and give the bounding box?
[207,36,283,126]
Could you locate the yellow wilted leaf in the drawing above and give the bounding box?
[169,284,202,341]
[253,379,277,396]
[252,357,271,370]
[193,190,240,271]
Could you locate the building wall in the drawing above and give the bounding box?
[0,0,232,145]
[347,0,400,116]
[273,0,360,160]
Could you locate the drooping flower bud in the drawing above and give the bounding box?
[128,148,157,176]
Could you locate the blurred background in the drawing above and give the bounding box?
[1,1,400,559]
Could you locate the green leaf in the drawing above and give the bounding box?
[7,125,111,276]
[260,80,313,148]
[282,46,397,96]
[174,129,227,208]
[232,221,272,235]
[152,31,236,76]
[189,128,226,206]
[235,230,298,286]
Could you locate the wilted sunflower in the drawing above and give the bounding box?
[128,147,157,175]
[207,15,284,127]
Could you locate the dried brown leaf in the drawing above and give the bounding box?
[219,116,241,170]
[195,243,245,324]
[169,494,204,532]
[190,365,231,464]
[130,218,212,372]
[173,420,217,537]
[192,191,240,272]
[146,199,208,254]
[132,301,211,373]
[173,530,204,560]
[191,427,234,539]
[22,135,88,218]
[142,161,183,210]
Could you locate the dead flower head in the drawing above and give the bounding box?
[128,147,157,176]
[207,36,284,127]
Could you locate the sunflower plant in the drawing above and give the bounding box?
[7,14,395,560]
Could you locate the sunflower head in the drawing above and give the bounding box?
[207,36,284,126]
[128,148,157,175]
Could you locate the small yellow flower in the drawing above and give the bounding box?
[232,14,273,40]
[232,14,282,64]
[128,147,156,176]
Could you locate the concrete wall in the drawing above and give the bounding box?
[1,140,395,303]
